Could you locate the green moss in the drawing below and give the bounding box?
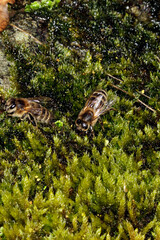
[0,0,160,239]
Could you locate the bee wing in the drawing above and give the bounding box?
[27,97,55,109]
[27,97,53,104]
[26,107,42,115]
[99,99,115,115]
[85,98,115,121]
[86,94,115,115]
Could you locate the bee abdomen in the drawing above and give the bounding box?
[88,90,107,110]
[93,89,107,96]
[40,107,52,124]
[92,90,107,101]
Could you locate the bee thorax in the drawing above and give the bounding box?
[81,110,93,122]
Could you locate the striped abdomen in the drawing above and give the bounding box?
[86,89,107,111]
[32,105,52,124]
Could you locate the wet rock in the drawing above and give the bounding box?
[0,43,15,91]
[0,10,48,91]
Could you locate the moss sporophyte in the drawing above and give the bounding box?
[0,0,160,239]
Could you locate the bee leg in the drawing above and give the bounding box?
[98,118,104,131]
[21,112,29,121]
[90,126,95,137]
[27,113,37,127]
[21,113,37,126]
[110,107,118,112]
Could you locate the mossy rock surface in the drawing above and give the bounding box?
[0,0,160,239]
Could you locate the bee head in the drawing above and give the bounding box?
[5,98,17,114]
[75,118,89,131]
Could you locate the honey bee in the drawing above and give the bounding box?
[5,97,54,126]
[75,89,115,132]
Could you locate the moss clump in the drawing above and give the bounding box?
[0,0,160,239]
